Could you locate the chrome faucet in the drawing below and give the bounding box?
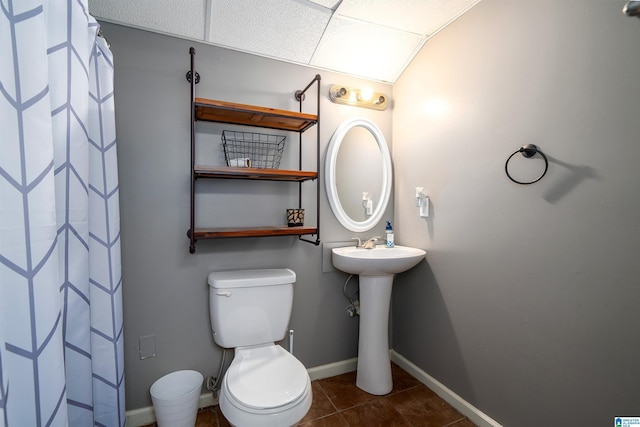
[363,236,380,249]
[352,236,380,249]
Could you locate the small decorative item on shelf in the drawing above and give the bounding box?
[286,209,305,227]
[222,130,285,169]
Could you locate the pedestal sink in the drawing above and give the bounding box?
[332,245,426,395]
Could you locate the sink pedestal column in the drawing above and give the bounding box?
[356,275,394,395]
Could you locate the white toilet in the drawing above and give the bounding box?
[208,269,312,427]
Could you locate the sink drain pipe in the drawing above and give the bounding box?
[344,274,360,316]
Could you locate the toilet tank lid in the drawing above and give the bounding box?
[208,268,296,289]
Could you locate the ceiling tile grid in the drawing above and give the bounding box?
[307,0,342,10]
[89,0,207,40]
[209,0,332,64]
[88,0,482,83]
[310,15,425,82]
[335,0,482,35]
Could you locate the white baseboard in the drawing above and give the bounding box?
[390,350,502,427]
[307,357,358,381]
[126,353,500,427]
[125,392,217,427]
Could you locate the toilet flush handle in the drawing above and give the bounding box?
[216,290,232,297]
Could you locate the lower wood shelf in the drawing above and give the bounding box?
[188,226,318,240]
[194,166,317,181]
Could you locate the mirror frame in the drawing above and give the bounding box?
[325,117,392,233]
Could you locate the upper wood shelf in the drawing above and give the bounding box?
[189,226,318,240]
[194,165,317,182]
[194,98,318,132]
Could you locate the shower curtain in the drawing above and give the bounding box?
[0,1,124,426]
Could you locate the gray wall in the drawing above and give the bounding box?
[100,22,393,410]
[106,0,640,421]
[392,1,640,426]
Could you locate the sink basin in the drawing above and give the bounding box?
[332,245,426,276]
[331,244,426,395]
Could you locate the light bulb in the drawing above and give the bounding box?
[359,87,374,102]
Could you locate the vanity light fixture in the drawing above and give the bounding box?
[329,84,388,110]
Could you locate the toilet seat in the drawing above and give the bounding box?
[225,344,309,411]
[220,344,312,426]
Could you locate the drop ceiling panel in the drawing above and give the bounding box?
[336,0,482,35]
[310,15,425,82]
[209,0,332,64]
[89,0,206,40]
[88,0,482,83]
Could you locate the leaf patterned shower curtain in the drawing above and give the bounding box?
[0,1,125,426]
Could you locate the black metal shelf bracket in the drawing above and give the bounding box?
[189,47,197,253]
[297,74,321,246]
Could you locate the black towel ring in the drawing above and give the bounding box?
[505,144,548,185]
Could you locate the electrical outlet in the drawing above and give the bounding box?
[139,335,156,359]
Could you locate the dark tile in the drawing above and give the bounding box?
[299,381,338,423]
[340,399,411,427]
[385,385,466,427]
[446,418,477,427]
[298,413,349,427]
[214,405,232,427]
[389,363,422,394]
[317,371,377,411]
[195,406,217,426]
[186,365,474,427]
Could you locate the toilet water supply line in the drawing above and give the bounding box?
[344,274,360,317]
[206,348,227,397]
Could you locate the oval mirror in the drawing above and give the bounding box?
[325,117,392,232]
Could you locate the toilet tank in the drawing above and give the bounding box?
[208,269,296,348]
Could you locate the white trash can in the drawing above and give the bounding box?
[150,370,203,427]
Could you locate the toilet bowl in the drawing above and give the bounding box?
[219,344,312,427]
[208,269,312,427]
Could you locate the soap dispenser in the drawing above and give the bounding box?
[385,220,395,248]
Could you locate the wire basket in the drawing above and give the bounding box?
[222,131,286,169]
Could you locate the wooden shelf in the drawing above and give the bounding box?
[194,165,317,182]
[187,50,321,252]
[189,226,318,240]
[194,98,317,132]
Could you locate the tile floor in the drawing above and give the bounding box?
[146,363,477,427]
